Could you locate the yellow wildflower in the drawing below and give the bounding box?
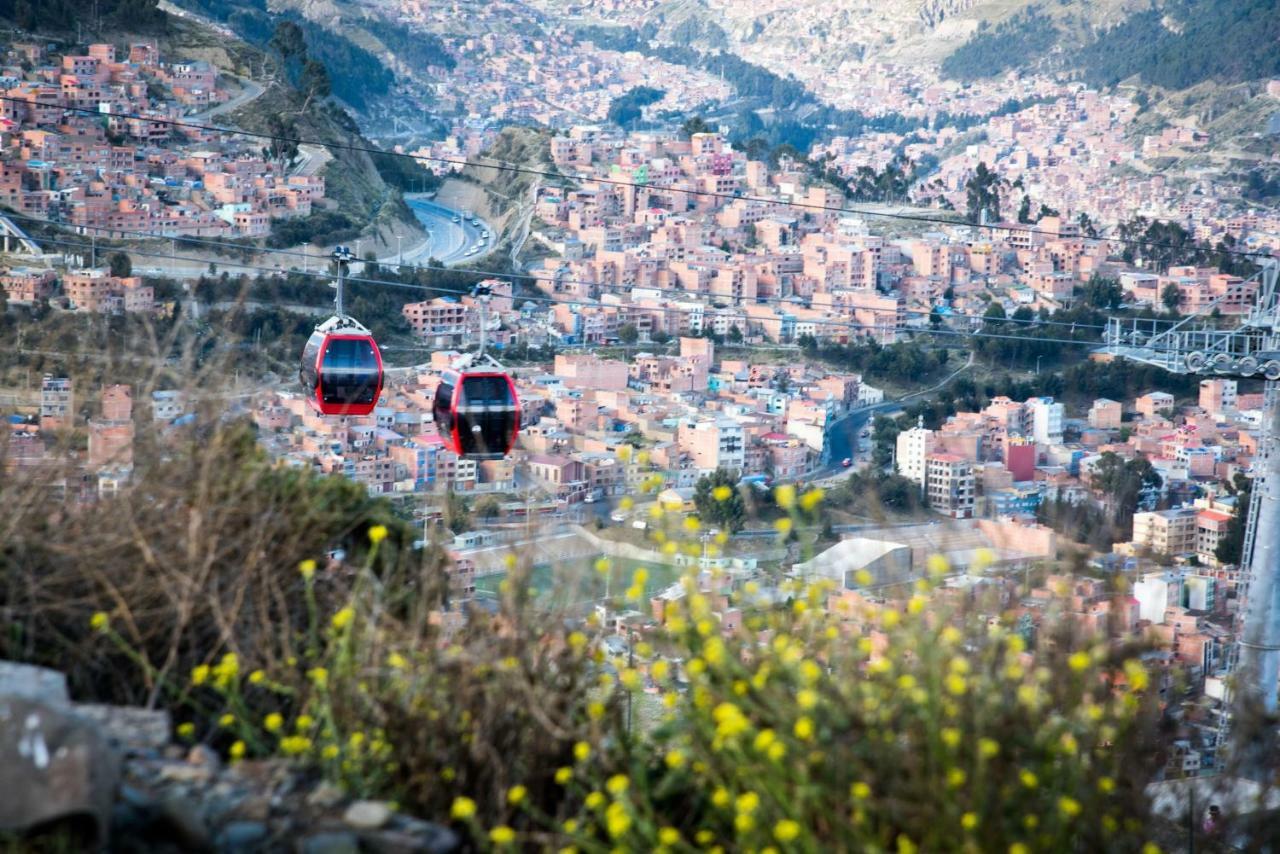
[774,484,796,509]
[665,749,686,769]
[280,735,312,756]
[794,716,814,740]
[367,524,388,544]
[1059,797,1082,819]
[1068,651,1090,672]
[507,785,527,806]
[585,791,605,810]
[331,607,355,631]
[659,827,680,846]
[851,782,871,800]
[308,667,329,688]
[775,820,801,842]
[219,713,234,727]
[926,554,949,577]
[295,714,314,731]
[797,689,817,710]
[176,722,195,739]
[248,670,266,685]
[1124,659,1150,691]
[298,559,317,580]
[90,612,110,633]
[263,713,283,732]
[489,826,516,846]
[229,740,246,760]
[191,664,210,686]
[606,774,629,796]
[799,488,824,512]
[605,802,631,838]
[711,787,731,808]
[574,741,591,762]
[713,485,732,502]
[1020,769,1039,789]
[961,813,978,831]
[450,797,476,820]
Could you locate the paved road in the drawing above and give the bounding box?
[393,197,495,267]
[188,74,265,122]
[813,350,976,479]
[293,144,332,178]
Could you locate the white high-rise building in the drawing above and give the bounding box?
[1026,397,1064,446]
[895,419,935,485]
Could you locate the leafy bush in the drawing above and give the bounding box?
[266,211,361,249]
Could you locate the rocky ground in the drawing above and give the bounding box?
[0,662,460,853]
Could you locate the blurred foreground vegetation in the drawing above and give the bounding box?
[6,413,1280,851]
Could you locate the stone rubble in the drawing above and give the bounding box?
[0,661,461,853]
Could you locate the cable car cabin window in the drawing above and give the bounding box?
[433,378,455,438]
[300,332,324,392]
[455,375,518,459]
[458,375,510,407]
[320,338,380,406]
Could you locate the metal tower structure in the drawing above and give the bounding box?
[1102,259,1280,751]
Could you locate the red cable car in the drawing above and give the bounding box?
[300,315,384,417]
[299,246,384,417]
[433,368,520,460]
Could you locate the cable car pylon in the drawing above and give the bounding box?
[1103,258,1280,771]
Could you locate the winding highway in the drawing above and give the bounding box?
[395,197,496,267]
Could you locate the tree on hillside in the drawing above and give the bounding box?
[299,59,331,107]
[1216,472,1253,566]
[270,20,307,61]
[965,162,1001,224]
[681,116,714,138]
[1161,283,1182,313]
[1017,195,1032,224]
[444,490,472,534]
[1091,452,1162,535]
[617,324,639,345]
[1079,275,1123,310]
[107,251,132,278]
[474,495,502,520]
[694,469,746,533]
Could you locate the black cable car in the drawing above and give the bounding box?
[300,315,384,417]
[433,369,520,460]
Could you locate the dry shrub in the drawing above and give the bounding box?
[0,418,417,708]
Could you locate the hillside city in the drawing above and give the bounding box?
[1,0,1280,841]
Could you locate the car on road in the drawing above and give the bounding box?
[610,511,628,523]
[482,230,490,239]
[451,216,460,224]
[841,457,853,468]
